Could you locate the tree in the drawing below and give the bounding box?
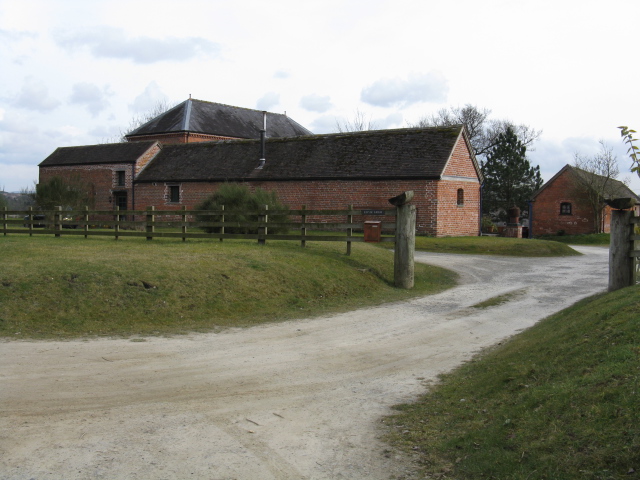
[481,127,543,220]
[573,141,625,233]
[195,183,289,234]
[618,126,640,177]
[335,109,378,133]
[410,104,542,159]
[33,176,94,211]
[120,100,174,142]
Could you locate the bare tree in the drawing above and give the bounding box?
[335,109,378,133]
[572,141,624,233]
[409,104,542,159]
[120,99,175,142]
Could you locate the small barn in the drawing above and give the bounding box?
[531,164,639,236]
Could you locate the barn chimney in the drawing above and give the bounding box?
[256,111,267,169]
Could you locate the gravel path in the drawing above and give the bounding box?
[0,246,609,479]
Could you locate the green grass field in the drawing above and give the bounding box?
[385,285,640,479]
[0,235,457,338]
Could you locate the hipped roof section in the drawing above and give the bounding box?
[135,126,467,183]
[125,99,312,140]
[39,141,158,167]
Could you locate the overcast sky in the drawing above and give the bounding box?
[1,0,639,193]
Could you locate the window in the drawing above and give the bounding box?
[560,202,572,215]
[169,185,180,203]
[115,170,126,187]
[457,188,464,206]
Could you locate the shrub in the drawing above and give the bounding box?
[196,184,289,234]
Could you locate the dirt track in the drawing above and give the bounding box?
[0,246,609,479]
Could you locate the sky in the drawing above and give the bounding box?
[1,0,639,193]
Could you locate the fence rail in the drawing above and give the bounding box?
[1,205,397,247]
[3,194,417,289]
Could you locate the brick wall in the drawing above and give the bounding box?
[128,133,238,144]
[135,177,480,236]
[532,168,599,235]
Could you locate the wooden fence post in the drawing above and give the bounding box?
[301,205,307,248]
[219,205,225,242]
[347,204,353,256]
[27,206,33,236]
[146,206,155,241]
[258,205,268,245]
[609,209,634,291]
[54,206,62,238]
[2,207,7,236]
[83,206,89,239]
[182,205,187,242]
[394,204,416,289]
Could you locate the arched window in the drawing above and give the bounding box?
[457,188,464,206]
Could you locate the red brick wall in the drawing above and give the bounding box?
[532,168,599,235]
[135,177,480,236]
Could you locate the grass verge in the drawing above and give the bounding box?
[384,285,640,479]
[0,236,456,339]
[398,236,581,256]
[536,233,611,245]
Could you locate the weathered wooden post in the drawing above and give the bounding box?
[300,205,307,248]
[258,204,268,245]
[2,206,7,236]
[27,206,34,236]
[83,206,89,239]
[54,206,62,238]
[389,191,416,289]
[347,204,353,256]
[608,199,636,291]
[146,206,155,241]
[181,205,187,242]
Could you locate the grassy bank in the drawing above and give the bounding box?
[0,236,456,339]
[536,233,611,245]
[408,236,580,256]
[385,285,640,479]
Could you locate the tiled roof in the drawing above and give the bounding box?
[39,141,158,167]
[534,164,640,201]
[135,126,466,182]
[125,99,312,140]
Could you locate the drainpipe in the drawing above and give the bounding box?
[257,111,267,169]
[479,181,484,236]
[528,200,533,238]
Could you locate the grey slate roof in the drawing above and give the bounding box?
[39,141,157,167]
[125,99,312,140]
[135,126,468,182]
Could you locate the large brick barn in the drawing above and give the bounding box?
[39,99,483,237]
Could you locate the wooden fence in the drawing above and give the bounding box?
[2,202,417,289]
[608,209,640,291]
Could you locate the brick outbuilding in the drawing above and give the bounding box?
[531,164,639,236]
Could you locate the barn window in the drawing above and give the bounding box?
[457,188,464,206]
[115,170,126,187]
[560,202,572,215]
[168,185,180,203]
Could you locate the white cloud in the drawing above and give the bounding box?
[69,82,112,117]
[256,92,280,111]
[129,82,168,114]
[361,72,449,108]
[11,77,60,112]
[54,27,221,64]
[299,94,332,113]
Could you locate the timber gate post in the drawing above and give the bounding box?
[609,209,634,291]
[389,191,416,289]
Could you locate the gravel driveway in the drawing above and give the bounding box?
[0,246,609,479]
